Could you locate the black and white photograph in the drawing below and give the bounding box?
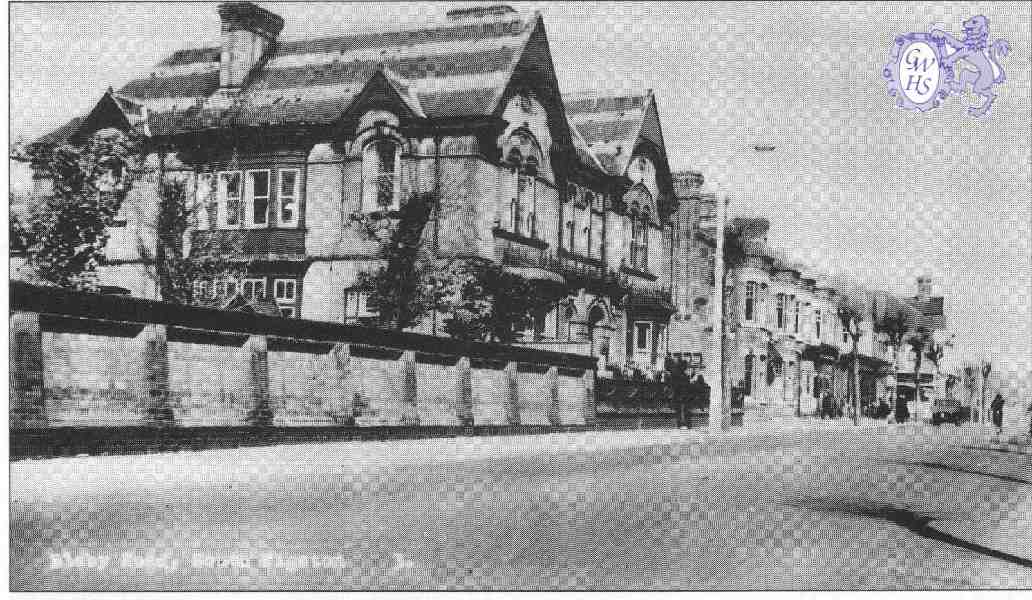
[7,0,1032,592]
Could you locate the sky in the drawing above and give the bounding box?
[8,1,1031,377]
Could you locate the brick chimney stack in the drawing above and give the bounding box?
[217,2,284,92]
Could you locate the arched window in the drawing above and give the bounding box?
[566,220,575,251]
[503,131,543,238]
[639,206,651,270]
[362,139,400,211]
[564,303,577,340]
[519,158,537,237]
[566,183,578,204]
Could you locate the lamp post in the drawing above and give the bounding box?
[708,143,777,433]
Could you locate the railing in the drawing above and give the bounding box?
[596,378,711,416]
[501,246,673,299]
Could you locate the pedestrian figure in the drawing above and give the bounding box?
[896,394,910,424]
[991,392,1005,434]
[821,390,835,419]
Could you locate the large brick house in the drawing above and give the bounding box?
[29,2,681,374]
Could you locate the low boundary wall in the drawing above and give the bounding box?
[10,282,597,451]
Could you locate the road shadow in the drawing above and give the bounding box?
[902,460,1031,486]
[958,444,1032,457]
[789,497,1032,569]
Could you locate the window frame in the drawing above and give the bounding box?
[195,172,214,231]
[241,277,267,301]
[244,169,271,229]
[344,290,377,322]
[775,293,786,330]
[192,280,210,302]
[361,139,402,212]
[744,281,757,322]
[273,278,297,318]
[277,168,301,228]
[216,170,243,229]
[634,321,652,352]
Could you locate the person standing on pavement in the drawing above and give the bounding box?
[990,393,1005,434]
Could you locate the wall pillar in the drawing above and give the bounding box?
[582,369,597,426]
[10,311,46,429]
[245,334,271,427]
[326,343,355,426]
[455,356,474,426]
[546,366,561,426]
[504,361,521,426]
[142,324,173,427]
[401,350,419,426]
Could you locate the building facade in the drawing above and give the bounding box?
[719,218,905,418]
[27,2,679,374]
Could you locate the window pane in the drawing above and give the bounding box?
[250,171,269,197]
[635,323,650,349]
[250,172,269,225]
[375,141,396,173]
[280,170,297,196]
[221,172,240,226]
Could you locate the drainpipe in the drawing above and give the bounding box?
[432,123,441,337]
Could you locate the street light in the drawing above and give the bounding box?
[708,143,776,433]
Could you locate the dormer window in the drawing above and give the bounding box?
[362,139,400,211]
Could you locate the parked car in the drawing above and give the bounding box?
[931,399,971,425]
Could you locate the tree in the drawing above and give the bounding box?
[907,325,934,411]
[354,192,435,330]
[24,129,143,289]
[836,291,866,425]
[873,297,913,421]
[435,260,554,343]
[354,191,556,341]
[154,177,243,305]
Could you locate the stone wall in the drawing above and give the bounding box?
[9,282,597,432]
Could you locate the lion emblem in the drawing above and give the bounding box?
[930,15,1011,116]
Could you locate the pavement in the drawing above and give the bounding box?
[10,419,1032,590]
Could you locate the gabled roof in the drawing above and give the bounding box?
[134,11,539,136]
[35,10,542,144]
[565,90,665,177]
[28,90,149,151]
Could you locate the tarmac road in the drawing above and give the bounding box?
[10,422,1032,590]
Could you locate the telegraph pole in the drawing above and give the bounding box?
[708,192,727,433]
